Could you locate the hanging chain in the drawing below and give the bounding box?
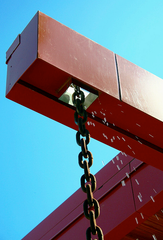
[72,85,104,240]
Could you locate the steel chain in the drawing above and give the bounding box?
[72,86,104,240]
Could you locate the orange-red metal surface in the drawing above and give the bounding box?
[5,11,163,171]
[117,54,163,122]
[22,153,163,240]
[130,161,163,217]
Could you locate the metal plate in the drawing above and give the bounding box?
[38,12,119,99]
[130,162,163,217]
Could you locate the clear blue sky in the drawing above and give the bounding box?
[0,1,163,239]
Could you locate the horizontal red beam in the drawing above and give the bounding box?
[22,152,163,240]
[5,11,163,171]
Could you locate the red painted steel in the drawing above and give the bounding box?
[5,11,163,240]
[116,54,163,151]
[5,11,163,171]
[6,13,38,96]
[6,34,21,63]
[117,55,163,122]
[22,152,163,240]
[130,162,163,217]
[37,12,119,99]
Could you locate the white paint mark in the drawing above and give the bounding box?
[116,156,119,160]
[100,111,105,116]
[138,140,142,144]
[120,160,123,165]
[113,123,115,126]
[132,151,135,155]
[155,214,159,220]
[133,166,136,171]
[135,179,139,185]
[153,188,157,194]
[112,159,115,164]
[126,173,130,178]
[135,136,139,139]
[122,137,126,141]
[103,133,108,139]
[111,139,113,142]
[140,212,144,219]
[102,161,105,166]
[138,194,142,202]
[121,111,124,113]
[135,217,138,224]
[88,121,93,126]
[136,123,141,127]
[93,123,95,127]
[121,152,127,156]
[152,234,157,240]
[113,136,115,140]
[117,165,120,170]
[121,180,126,186]
[161,209,163,213]
[128,145,132,149]
[127,129,130,132]
[117,136,120,140]
[118,104,122,107]
[150,196,155,202]
[110,112,112,115]
[149,134,154,138]
[139,192,142,198]
[102,118,108,126]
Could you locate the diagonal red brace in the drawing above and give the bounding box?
[22,152,163,240]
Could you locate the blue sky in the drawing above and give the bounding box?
[0,1,163,239]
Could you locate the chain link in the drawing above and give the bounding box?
[72,86,104,240]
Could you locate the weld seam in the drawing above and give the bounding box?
[115,54,122,101]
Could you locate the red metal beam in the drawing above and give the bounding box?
[5,11,163,171]
[22,152,163,240]
[5,12,163,239]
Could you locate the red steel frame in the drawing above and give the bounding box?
[22,152,163,240]
[5,11,163,239]
[5,11,163,171]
